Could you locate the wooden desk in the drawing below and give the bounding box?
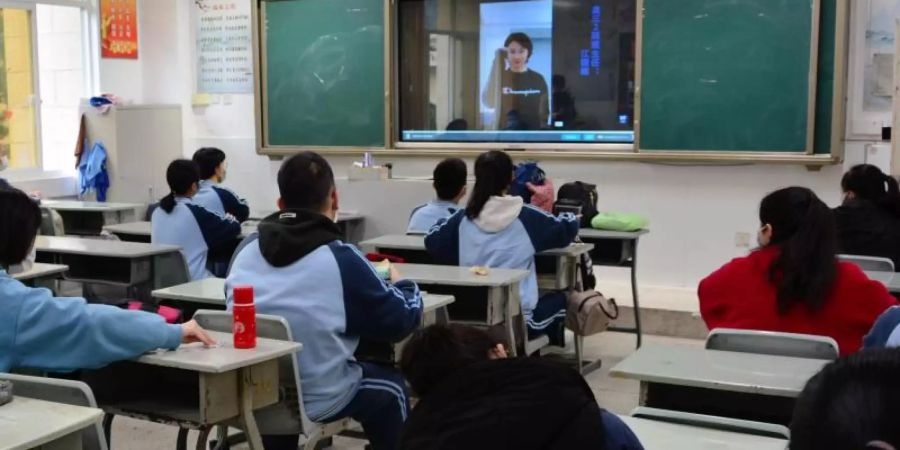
[867,270,900,294]
[86,331,301,450]
[0,396,103,450]
[610,344,827,425]
[619,416,788,450]
[578,228,649,347]
[42,200,141,236]
[10,263,68,286]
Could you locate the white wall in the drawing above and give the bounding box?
[122,0,883,302]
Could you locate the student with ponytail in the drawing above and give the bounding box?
[151,159,241,280]
[699,187,896,355]
[835,164,900,269]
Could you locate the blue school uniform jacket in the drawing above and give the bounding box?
[226,209,423,421]
[407,200,459,234]
[864,306,900,348]
[151,197,241,280]
[0,269,183,372]
[194,179,250,222]
[425,195,579,319]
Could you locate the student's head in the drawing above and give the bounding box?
[504,32,533,72]
[433,158,468,202]
[466,150,514,220]
[160,159,201,214]
[446,119,468,131]
[400,324,507,397]
[277,151,337,218]
[791,349,900,450]
[0,188,41,270]
[192,147,228,183]
[841,164,900,216]
[758,186,837,313]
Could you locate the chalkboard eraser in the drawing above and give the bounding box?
[882,127,891,142]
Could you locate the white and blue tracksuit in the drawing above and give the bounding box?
[865,306,900,348]
[226,209,422,450]
[194,179,250,222]
[151,197,241,281]
[426,196,579,343]
[407,200,459,234]
[0,269,183,373]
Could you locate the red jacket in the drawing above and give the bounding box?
[699,246,897,355]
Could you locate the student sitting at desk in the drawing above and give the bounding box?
[151,160,241,281]
[192,147,250,222]
[834,164,900,269]
[407,158,467,234]
[699,187,897,355]
[791,348,900,450]
[227,151,423,450]
[399,324,644,450]
[0,188,215,372]
[425,150,579,347]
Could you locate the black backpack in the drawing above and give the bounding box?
[555,181,598,228]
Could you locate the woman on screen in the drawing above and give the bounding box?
[482,32,550,131]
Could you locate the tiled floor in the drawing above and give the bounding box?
[110,332,703,450]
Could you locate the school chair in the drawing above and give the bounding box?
[192,310,353,450]
[39,207,65,236]
[0,373,109,450]
[706,328,839,360]
[838,254,895,272]
[630,406,790,440]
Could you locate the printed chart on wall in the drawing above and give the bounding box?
[194,0,254,93]
[100,0,138,59]
[848,0,900,138]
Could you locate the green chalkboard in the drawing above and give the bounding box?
[638,0,818,153]
[262,0,385,148]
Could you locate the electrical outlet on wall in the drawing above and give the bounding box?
[734,232,751,248]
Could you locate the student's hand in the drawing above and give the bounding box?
[526,179,555,213]
[181,320,216,347]
[389,265,403,284]
[225,213,237,222]
[489,344,508,360]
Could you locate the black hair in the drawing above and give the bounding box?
[504,32,533,59]
[841,164,900,217]
[277,151,335,211]
[445,119,468,131]
[791,348,900,450]
[759,187,838,314]
[160,159,200,214]
[433,158,467,201]
[0,188,41,269]
[400,324,504,397]
[466,150,514,220]
[192,147,227,180]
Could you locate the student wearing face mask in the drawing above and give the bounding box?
[192,147,250,223]
[699,187,897,355]
[482,32,550,131]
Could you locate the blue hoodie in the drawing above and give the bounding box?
[226,209,423,420]
[407,200,459,234]
[151,197,241,280]
[0,269,183,372]
[425,195,579,319]
[194,179,250,223]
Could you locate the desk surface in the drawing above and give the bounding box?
[620,416,787,450]
[362,234,593,257]
[0,396,103,450]
[106,221,257,239]
[866,270,900,293]
[395,263,528,287]
[609,344,827,398]
[42,199,143,212]
[35,236,180,258]
[579,228,649,240]
[10,263,68,281]
[136,331,302,374]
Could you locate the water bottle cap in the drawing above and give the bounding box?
[233,286,254,305]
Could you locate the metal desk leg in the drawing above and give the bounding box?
[498,286,519,357]
[239,367,265,450]
[631,241,643,348]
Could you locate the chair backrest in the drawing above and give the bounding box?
[630,407,790,440]
[144,202,159,221]
[39,207,65,236]
[706,328,839,360]
[0,373,108,450]
[838,254,895,272]
[192,310,316,435]
[153,251,191,289]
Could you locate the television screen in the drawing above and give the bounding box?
[397,0,636,145]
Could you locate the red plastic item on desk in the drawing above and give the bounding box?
[232,286,257,349]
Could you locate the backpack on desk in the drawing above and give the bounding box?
[555,181,598,228]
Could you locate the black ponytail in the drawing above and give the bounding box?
[760,187,838,313]
[466,151,514,220]
[841,164,900,217]
[159,159,200,214]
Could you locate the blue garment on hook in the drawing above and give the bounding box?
[78,142,110,201]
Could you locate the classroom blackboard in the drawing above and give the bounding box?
[638,0,819,153]
[262,0,385,148]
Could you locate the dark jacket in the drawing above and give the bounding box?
[400,358,643,450]
[834,199,900,270]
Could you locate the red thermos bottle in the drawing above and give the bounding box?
[233,286,256,349]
